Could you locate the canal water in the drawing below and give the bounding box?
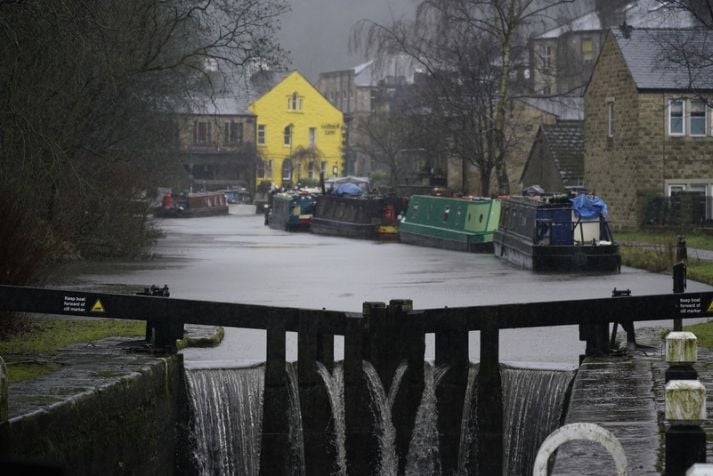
[57,205,713,370]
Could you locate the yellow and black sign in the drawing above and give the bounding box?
[91,299,106,313]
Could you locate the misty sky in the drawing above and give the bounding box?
[277,0,417,82]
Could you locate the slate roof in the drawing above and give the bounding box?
[518,96,584,120]
[613,28,713,91]
[537,0,694,39]
[541,120,584,186]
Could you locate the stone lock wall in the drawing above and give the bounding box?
[0,354,186,476]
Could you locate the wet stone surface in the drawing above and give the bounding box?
[552,327,713,475]
[4,325,221,420]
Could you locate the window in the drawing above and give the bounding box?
[690,100,706,136]
[582,38,594,63]
[288,92,302,111]
[607,102,614,139]
[309,127,316,146]
[541,45,552,74]
[321,161,327,176]
[194,121,211,144]
[283,125,292,146]
[257,160,265,178]
[257,125,266,145]
[669,99,685,136]
[224,122,243,145]
[282,159,292,181]
[307,161,315,179]
[265,159,273,178]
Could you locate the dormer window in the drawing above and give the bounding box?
[288,92,303,111]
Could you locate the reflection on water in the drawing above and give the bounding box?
[57,212,712,368]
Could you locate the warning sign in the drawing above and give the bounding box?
[63,295,87,313]
[679,297,703,315]
[708,299,713,313]
[91,299,105,313]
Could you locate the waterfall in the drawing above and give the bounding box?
[362,360,407,476]
[316,362,347,476]
[501,366,574,475]
[185,362,574,475]
[457,363,480,475]
[404,362,446,475]
[185,365,264,476]
[286,363,306,476]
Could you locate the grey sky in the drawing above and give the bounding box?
[277,0,416,82]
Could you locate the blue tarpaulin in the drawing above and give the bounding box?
[571,194,608,219]
[333,183,363,196]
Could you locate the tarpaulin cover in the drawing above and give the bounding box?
[571,194,608,218]
[333,182,363,196]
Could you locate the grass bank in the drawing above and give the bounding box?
[0,318,144,383]
[617,230,713,347]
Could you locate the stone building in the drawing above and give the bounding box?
[520,120,585,193]
[529,0,694,96]
[175,94,257,194]
[317,55,418,177]
[584,28,713,229]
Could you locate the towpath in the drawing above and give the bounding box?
[552,328,713,475]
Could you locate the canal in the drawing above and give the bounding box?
[56,205,713,369]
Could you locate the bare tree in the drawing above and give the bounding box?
[0,0,287,278]
[355,111,416,192]
[353,0,574,196]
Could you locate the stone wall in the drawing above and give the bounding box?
[584,33,642,229]
[0,346,186,476]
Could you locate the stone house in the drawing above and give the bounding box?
[584,28,713,229]
[529,0,694,96]
[318,55,419,177]
[175,94,258,194]
[520,120,584,193]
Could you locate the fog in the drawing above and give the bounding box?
[278,0,416,82]
[277,0,602,82]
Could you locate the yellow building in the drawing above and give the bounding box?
[249,71,344,188]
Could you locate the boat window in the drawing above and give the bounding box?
[479,213,483,223]
[443,208,450,222]
[467,213,471,222]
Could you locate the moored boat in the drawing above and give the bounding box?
[310,193,407,240]
[266,191,317,231]
[155,191,229,218]
[398,195,501,252]
[493,193,620,272]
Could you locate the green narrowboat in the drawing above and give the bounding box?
[398,195,501,252]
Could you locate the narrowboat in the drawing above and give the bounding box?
[155,191,229,218]
[398,195,501,252]
[266,191,317,231]
[493,193,620,272]
[310,194,407,239]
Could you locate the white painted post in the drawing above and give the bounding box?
[665,332,707,475]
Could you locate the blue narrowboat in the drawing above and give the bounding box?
[493,193,620,272]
